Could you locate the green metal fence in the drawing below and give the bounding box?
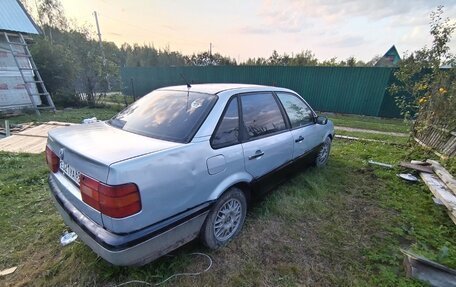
[121,66,401,118]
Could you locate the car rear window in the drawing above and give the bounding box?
[108,90,217,143]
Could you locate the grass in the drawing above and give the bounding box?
[323,112,410,133]
[1,134,455,286]
[0,107,120,126]
[0,109,453,286]
[336,130,410,145]
[91,93,136,109]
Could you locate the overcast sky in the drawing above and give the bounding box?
[54,0,456,62]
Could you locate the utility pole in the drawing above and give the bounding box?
[93,11,106,65]
[93,11,109,92]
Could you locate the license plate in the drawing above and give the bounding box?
[59,161,81,185]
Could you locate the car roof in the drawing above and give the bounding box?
[157,83,296,96]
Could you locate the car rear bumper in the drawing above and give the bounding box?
[48,174,209,266]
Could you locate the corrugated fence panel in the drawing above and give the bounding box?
[121,66,400,117]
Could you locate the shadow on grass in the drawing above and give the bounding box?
[1,140,455,286]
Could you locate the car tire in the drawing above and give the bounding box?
[201,187,247,249]
[314,136,332,167]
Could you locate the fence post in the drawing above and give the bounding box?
[5,120,10,137]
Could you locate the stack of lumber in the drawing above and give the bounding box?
[0,121,73,154]
[415,160,456,225]
[0,122,35,134]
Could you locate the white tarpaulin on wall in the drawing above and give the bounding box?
[0,33,41,110]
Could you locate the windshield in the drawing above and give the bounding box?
[108,90,217,143]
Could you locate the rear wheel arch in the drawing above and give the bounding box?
[214,181,251,206]
[232,182,251,205]
[208,172,253,201]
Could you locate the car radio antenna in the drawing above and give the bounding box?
[180,73,191,89]
[180,73,191,111]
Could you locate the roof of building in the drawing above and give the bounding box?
[375,45,401,67]
[158,83,294,95]
[0,0,41,34]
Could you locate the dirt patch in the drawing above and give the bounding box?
[335,126,408,137]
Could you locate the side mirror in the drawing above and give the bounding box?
[316,116,328,125]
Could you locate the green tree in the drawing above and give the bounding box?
[290,50,318,66]
[184,52,236,66]
[389,6,455,131]
[29,36,79,107]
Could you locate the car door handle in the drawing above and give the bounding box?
[295,136,304,143]
[249,150,265,160]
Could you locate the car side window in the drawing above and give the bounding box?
[240,93,286,139]
[211,98,239,148]
[277,93,314,128]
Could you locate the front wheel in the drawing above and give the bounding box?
[201,187,247,249]
[315,136,332,167]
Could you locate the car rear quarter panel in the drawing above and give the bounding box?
[104,139,247,234]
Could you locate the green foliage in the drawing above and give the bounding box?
[36,0,67,27]
[243,50,319,66]
[29,36,80,107]
[184,51,237,66]
[30,26,117,107]
[243,50,375,67]
[389,6,456,126]
[121,43,186,67]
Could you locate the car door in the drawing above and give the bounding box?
[276,92,321,159]
[240,92,294,190]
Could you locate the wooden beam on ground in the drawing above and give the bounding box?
[400,162,434,173]
[427,159,456,196]
[335,135,403,146]
[420,172,456,225]
[448,212,456,225]
[0,122,74,154]
[402,249,456,287]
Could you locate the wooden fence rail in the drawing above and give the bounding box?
[414,123,456,158]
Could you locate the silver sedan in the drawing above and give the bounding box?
[46,84,334,266]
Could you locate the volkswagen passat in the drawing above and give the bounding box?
[46,84,334,266]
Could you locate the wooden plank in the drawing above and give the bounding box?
[420,173,456,214]
[0,135,46,154]
[400,162,433,173]
[0,122,75,154]
[414,137,447,160]
[18,123,67,136]
[335,135,402,146]
[402,249,456,287]
[427,160,456,196]
[448,211,456,226]
[0,266,17,277]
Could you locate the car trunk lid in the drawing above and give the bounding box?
[47,121,182,227]
[48,122,182,167]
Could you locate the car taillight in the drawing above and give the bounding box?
[46,146,60,173]
[79,174,141,218]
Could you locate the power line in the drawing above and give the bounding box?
[96,13,207,47]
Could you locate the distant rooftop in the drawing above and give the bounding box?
[0,0,41,34]
[375,45,401,67]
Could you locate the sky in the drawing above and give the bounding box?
[35,0,456,62]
